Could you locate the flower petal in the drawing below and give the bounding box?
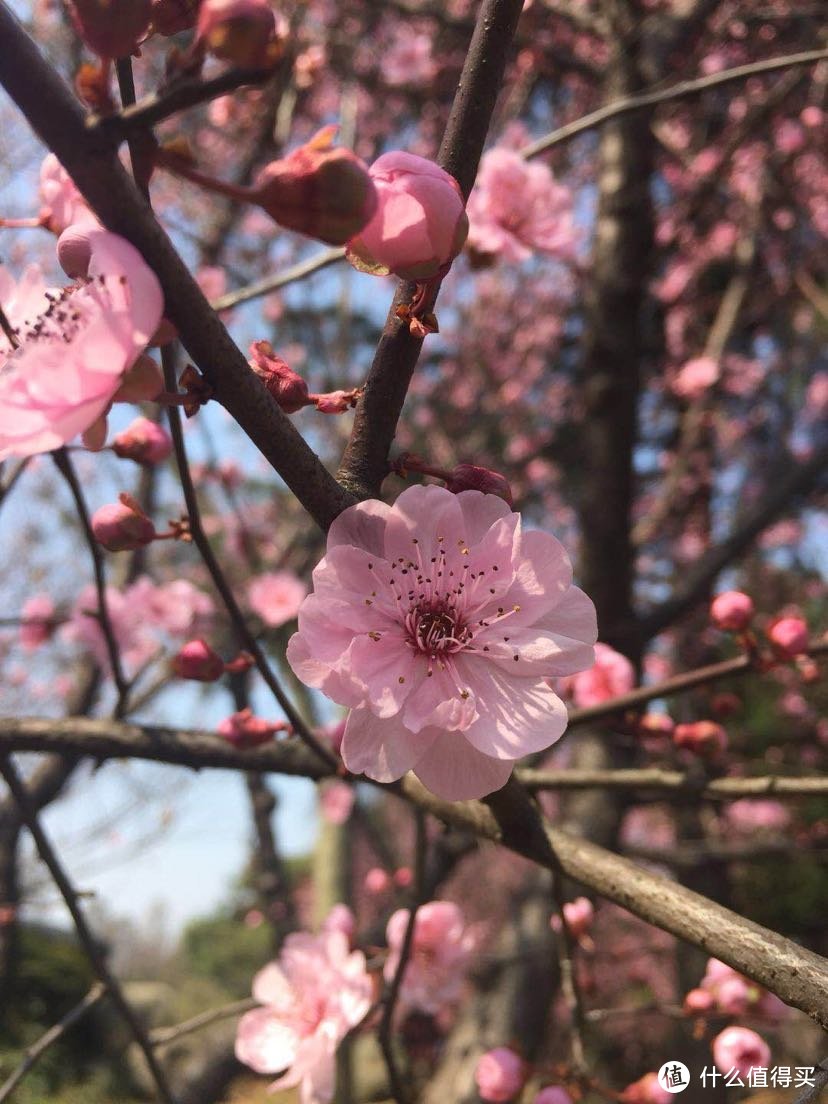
[327,498,391,558]
[413,732,513,800]
[341,706,436,782]
[235,1007,300,1074]
[460,664,569,759]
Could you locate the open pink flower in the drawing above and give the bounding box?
[567,642,634,708]
[467,148,576,264]
[248,570,308,628]
[19,595,57,651]
[0,231,163,461]
[712,1026,770,1077]
[235,921,373,1104]
[38,154,96,234]
[287,485,596,800]
[384,900,476,1014]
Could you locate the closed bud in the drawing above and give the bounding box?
[710,590,754,632]
[683,987,715,1015]
[113,416,173,464]
[475,1047,527,1104]
[249,341,310,412]
[347,151,468,280]
[196,0,283,68]
[67,0,152,58]
[673,720,728,758]
[217,707,288,748]
[638,712,674,739]
[252,127,378,246]
[172,639,225,681]
[91,493,156,551]
[767,616,809,659]
[445,463,513,505]
[151,0,201,35]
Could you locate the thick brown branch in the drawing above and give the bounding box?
[3,716,827,1028]
[519,768,828,798]
[0,3,354,532]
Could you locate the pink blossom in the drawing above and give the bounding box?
[38,154,95,234]
[712,1026,770,1077]
[559,896,594,939]
[710,590,753,632]
[91,495,157,552]
[673,720,728,758]
[319,781,355,825]
[19,595,56,651]
[0,231,163,461]
[475,1047,526,1103]
[726,799,791,834]
[236,921,373,1104]
[364,867,390,894]
[287,485,597,801]
[381,28,437,87]
[321,904,355,940]
[142,578,215,636]
[534,1089,573,1104]
[348,153,468,280]
[393,866,413,888]
[467,148,576,263]
[621,1073,672,1104]
[683,988,715,1014]
[384,900,476,1014]
[196,0,282,67]
[767,616,809,658]
[112,417,173,465]
[672,356,719,399]
[248,571,308,628]
[172,639,225,682]
[567,642,634,708]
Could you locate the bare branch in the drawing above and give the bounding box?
[0,756,178,1104]
[150,998,256,1047]
[519,768,828,798]
[522,48,828,159]
[0,982,106,1103]
[211,247,346,312]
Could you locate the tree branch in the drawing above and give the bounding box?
[337,0,526,500]
[0,2,354,532]
[519,768,828,798]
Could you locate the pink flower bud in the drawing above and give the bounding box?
[20,595,57,651]
[67,0,151,58]
[673,720,728,757]
[112,417,173,465]
[445,463,513,505]
[683,988,715,1014]
[638,713,674,739]
[313,389,356,414]
[347,151,469,280]
[91,494,156,551]
[252,127,378,246]
[534,1089,573,1104]
[172,639,225,682]
[112,355,164,403]
[319,780,355,825]
[767,616,809,659]
[561,896,594,939]
[321,904,356,940]
[710,590,754,632]
[249,341,310,413]
[394,866,413,888]
[475,1047,527,1103]
[621,1073,672,1104]
[57,222,98,278]
[712,1026,770,1077]
[196,0,283,68]
[217,707,287,748]
[364,867,390,894]
[151,0,200,36]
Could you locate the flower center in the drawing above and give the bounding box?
[405,603,471,657]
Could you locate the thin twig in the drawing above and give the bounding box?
[377,808,427,1104]
[160,345,337,769]
[211,246,346,311]
[0,982,106,1103]
[549,878,588,1073]
[522,48,828,158]
[150,997,256,1047]
[89,65,277,141]
[565,639,828,728]
[52,449,129,704]
[792,1058,828,1104]
[0,756,178,1104]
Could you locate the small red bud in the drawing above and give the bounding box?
[217,707,289,748]
[710,590,754,632]
[151,0,201,35]
[673,720,728,758]
[195,0,284,68]
[445,463,513,505]
[172,639,225,681]
[249,341,310,412]
[252,127,378,246]
[91,493,156,551]
[112,417,173,464]
[767,616,809,660]
[68,0,152,58]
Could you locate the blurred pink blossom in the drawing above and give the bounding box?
[384,900,477,1014]
[248,571,308,628]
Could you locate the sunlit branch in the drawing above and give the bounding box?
[522,48,828,159]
